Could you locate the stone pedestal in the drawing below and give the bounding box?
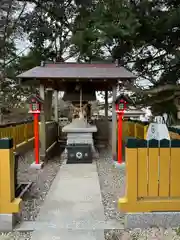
[30,162,44,170]
[67,133,96,152]
[62,118,99,159]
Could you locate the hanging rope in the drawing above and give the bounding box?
[80,86,82,113]
[79,85,83,119]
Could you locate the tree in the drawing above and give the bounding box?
[0,0,28,122]
[13,0,180,124]
[70,0,180,124]
[18,0,78,62]
[71,0,140,61]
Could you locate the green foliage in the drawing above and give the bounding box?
[19,0,76,61]
[71,0,140,61]
[7,0,180,124]
[69,0,180,123]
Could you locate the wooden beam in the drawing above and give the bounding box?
[112,84,117,156]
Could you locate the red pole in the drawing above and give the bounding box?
[118,112,123,164]
[34,113,39,164]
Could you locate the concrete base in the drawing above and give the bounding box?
[0,214,18,232]
[113,161,126,170]
[40,154,47,162]
[30,162,44,170]
[125,212,180,229]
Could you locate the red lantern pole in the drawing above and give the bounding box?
[33,113,39,164]
[117,112,124,164]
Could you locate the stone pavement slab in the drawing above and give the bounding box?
[30,163,105,240]
[31,229,104,240]
[16,219,124,231]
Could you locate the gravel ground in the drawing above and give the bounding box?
[1,146,180,239]
[0,147,63,240]
[96,148,125,224]
[96,147,180,240]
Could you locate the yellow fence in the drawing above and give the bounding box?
[0,121,34,149]
[0,119,148,151]
[122,121,148,140]
[119,138,180,212]
[169,131,180,140]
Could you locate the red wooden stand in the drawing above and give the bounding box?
[117,112,123,164]
[115,94,129,165]
[33,113,40,164]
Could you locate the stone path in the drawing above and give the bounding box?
[18,162,109,240]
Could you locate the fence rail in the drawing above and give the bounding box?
[0,119,149,150]
[0,120,34,149]
[122,121,148,140]
[119,138,180,212]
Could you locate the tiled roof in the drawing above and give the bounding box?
[17,62,135,80]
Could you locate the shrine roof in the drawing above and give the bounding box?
[17,62,135,80]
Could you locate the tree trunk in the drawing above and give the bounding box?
[0,72,3,124]
[0,108,3,124]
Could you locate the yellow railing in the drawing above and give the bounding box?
[0,121,34,149]
[0,138,21,215]
[122,121,148,140]
[0,119,148,151]
[119,138,180,212]
[169,131,180,140]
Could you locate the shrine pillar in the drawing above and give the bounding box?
[112,84,117,156]
[39,84,46,160]
[44,88,53,121]
[105,90,108,121]
[54,90,59,122]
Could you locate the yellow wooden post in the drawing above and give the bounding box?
[170,140,180,197]
[118,138,180,212]
[137,141,148,198]
[118,138,138,211]
[134,123,137,138]
[126,122,130,137]
[146,139,160,198]
[122,121,128,140]
[12,126,16,150]
[159,139,171,197]
[0,138,21,214]
[144,125,148,139]
[24,122,28,143]
[24,123,29,142]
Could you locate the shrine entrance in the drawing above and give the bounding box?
[17,62,135,160]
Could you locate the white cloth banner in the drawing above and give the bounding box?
[146,123,170,141]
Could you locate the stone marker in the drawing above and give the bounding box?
[146,121,170,141]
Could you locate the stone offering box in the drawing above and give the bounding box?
[62,118,98,162]
[66,144,92,164]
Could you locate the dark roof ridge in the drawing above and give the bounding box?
[42,61,120,66]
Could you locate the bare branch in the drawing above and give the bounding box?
[1,0,13,67]
[143,84,180,95]
[124,82,143,95]
[10,2,27,36]
[19,0,73,30]
[125,81,180,96]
